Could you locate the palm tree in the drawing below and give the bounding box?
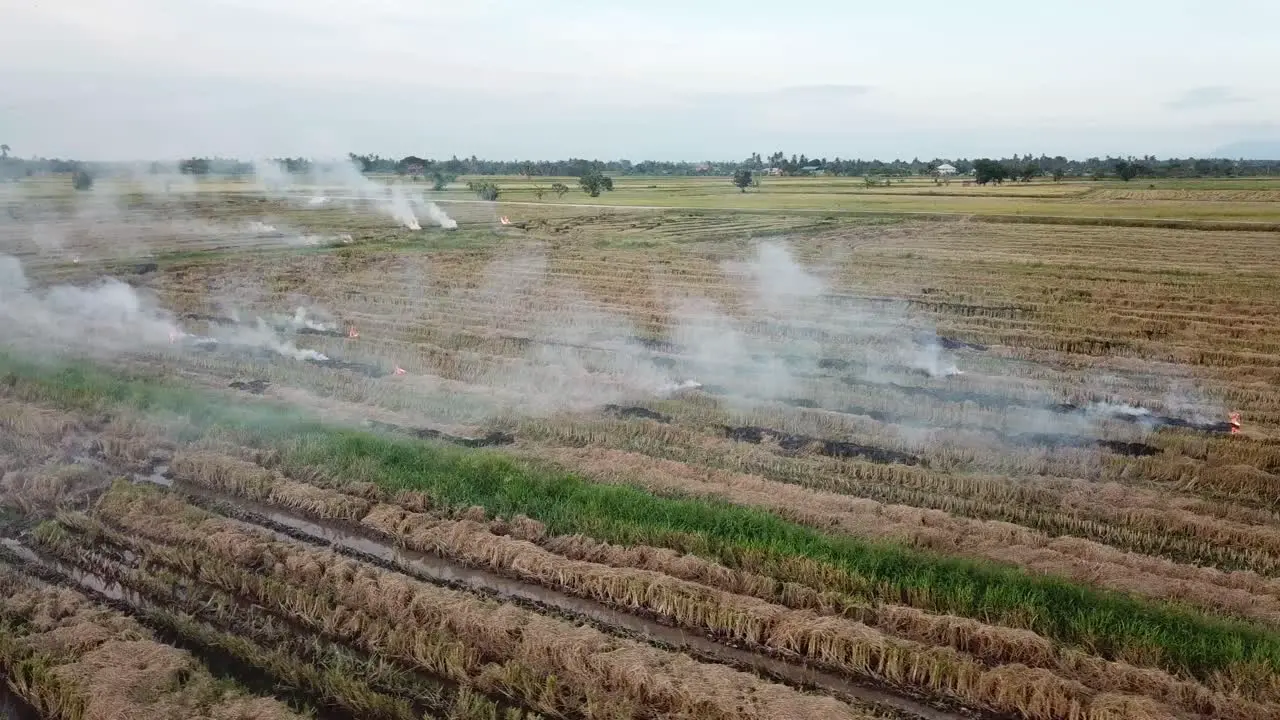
[0,144,9,159]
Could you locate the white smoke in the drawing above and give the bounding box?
[0,255,333,365]
[246,221,278,234]
[673,239,964,403]
[465,251,677,415]
[411,195,458,230]
[215,318,329,362]
[673,296,799,400]
[251,159,290,196]
[908,329,963,378]
[0,255,31,293]
[319,160,441,230]
[287,306,337,333]
[28,223,67,255]
[0,254,181,355]
[254,157,455,230]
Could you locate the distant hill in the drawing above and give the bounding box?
[1212,140,1280,160]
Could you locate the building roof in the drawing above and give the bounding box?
[935,163,957,172]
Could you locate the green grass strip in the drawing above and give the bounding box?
[5,351,1280,682]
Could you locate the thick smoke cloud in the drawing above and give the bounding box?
[0,255,332,365]
[464,251,683,416]
[673,240,962,401]
[251,158,457,230]
[0,255,180,354]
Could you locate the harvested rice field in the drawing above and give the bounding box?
[2,178,1280,719]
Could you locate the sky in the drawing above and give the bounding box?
[2,0,1279,160]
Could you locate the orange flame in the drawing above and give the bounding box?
[499,216,511,225]
[348,327,359,339]
[394,366,406,376]
[1229,411,1242,434]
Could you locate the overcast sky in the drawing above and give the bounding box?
[2,0,1278,160]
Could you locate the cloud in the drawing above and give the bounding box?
[1166,86,1251,110]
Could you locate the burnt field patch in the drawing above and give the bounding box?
[1008,432,1162,457]
[721,424,923,465]
[305,356,387,377]
[603,404,672,423]
[1050,402,1237,433]
[228,379,270,394]
[364,419,514,447]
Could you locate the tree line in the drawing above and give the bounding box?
[4,144,1280,184]
[342,153,1280,180]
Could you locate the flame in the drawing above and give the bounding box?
[348,327,359,339]
[393,366,406,376]
[499,216,511,225]
[1229,411,1242,433]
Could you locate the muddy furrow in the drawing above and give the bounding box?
[187,455,1280,720]
[0,557,308,720]
[18,527,540,720]
[161,480,977,720]
[0,686,40,720]
[96,483,892,720]
[150,455,1256,720]
[1,539,384,720]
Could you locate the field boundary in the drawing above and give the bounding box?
[423,198,1280,232]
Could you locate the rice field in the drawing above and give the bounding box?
[2,176,1280,719]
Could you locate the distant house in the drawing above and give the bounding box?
[764,167,783,176]
[934,163,957,175]
[800,165,825,176]
[694,163,712,173]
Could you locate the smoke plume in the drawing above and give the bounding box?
[0,254,181,355]
[252,158,457,230]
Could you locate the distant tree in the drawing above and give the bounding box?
[1052,168,1065,182]
[732,168,753,192]
[72,169,93,191]
[443,155,465,174]
[431,172,454,191]
[1114,160,1139,181]
[472,182,500,201]
[579,170,613,197]
[0,144,9,159]
[972,159,1008,185]
[533,185,546,200]
[550,182,570,198]
[1018,164,1040,182]
[348,153,374,173]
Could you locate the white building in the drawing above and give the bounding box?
[934,163,957,175]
